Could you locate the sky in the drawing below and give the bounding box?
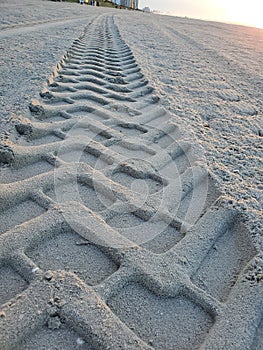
[139,0,263,29]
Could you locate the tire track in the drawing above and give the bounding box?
[0,14,261,350]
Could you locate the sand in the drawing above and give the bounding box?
[115,12,263,248]
[0,1,262,349]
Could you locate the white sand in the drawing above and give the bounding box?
[1,0,262,249]
[115,12,263,249]
[0,2,262,349]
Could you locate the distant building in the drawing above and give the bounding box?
[109,0,138,9]
[120,0,130,8]
[132,0,139,9]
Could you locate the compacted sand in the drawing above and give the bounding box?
[0,1,262,349]
[1,1,262,242]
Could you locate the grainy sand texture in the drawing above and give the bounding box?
[0,1,262,349]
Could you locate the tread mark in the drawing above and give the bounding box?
[0,14,259,350]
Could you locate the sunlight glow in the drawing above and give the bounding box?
[214,0,263,28]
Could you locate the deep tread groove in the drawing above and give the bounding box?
[0,14,260,350]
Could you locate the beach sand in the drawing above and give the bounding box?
[0,1,262,349]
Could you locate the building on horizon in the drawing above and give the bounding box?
[109,0,138,9]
